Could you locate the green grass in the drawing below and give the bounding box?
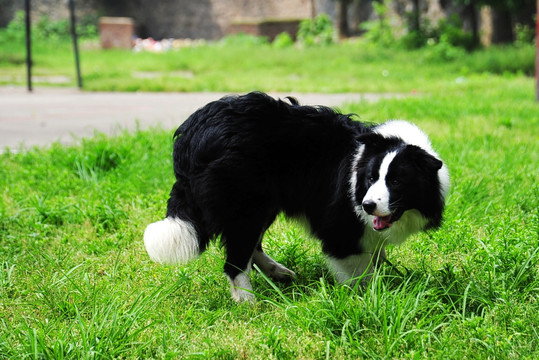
[0,41,538,358]
[0,38,534,92]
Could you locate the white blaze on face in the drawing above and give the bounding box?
[374,120,450,202]
[362,151,397,216]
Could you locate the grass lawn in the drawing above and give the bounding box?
[0,40,538,358]
[0,37,534,93]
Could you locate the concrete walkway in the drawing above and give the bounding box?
[0,87,394,151]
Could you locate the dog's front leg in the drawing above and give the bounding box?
[226,265,255,303]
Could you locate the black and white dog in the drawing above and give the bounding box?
[144,92,449,302]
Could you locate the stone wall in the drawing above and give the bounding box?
[0,0,327,40]
[212,0,314,37]
[94,0,318,39]
[0,0,500,45]
[0,0,97,28]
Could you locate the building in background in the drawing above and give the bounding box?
[0,0,534,45]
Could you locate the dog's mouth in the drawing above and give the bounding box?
[372,210,404,231]
[373,215,393,231]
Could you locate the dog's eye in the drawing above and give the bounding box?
[368,177,375,185]
[390,179,400,186]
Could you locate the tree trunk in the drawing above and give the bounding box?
[491,7,513,44]
[464,1,479,49]
[337,0,350,38]
[411,0,420,32]
[470,2,479,48]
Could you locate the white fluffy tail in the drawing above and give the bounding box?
[143,217,200,265]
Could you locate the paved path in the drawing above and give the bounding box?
[0,87,394,151]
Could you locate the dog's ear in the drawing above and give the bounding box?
[357,133,399,152]
[284,96,299,105]
[357,132,382,149]
[403,145,443,172]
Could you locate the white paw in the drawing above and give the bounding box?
[230,287,255,303]
[227,273,255,303]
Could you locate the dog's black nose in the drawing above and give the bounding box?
[362,200,376,214]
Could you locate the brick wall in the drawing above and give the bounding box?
[0,0,321,40]
[0,0,495,45]
[0,0,97,27]
[99,0,317,39]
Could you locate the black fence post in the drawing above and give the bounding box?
[68,0,83,89]
[25,0,32,92]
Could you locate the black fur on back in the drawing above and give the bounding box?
[166,92,373,276]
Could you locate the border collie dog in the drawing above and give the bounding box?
[144,92,449,302]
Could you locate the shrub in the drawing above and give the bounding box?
[34,15,70,41]
[297,14,335,46]
[0,10,98,43]
[424,38,466,62]
[463,44,535,75]
[272,32,294,48]
[0,10,26,42]
[514,23,534,47]
[435,15,475,51]
[400,14,475,51]
[400,30,426,49]
[359,0,395,47]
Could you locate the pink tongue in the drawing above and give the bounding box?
[373,215,392,230]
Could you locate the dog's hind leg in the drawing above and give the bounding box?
[222,225,272,303]
[252,243,296,281]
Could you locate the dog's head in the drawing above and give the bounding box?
[351,128,448,237]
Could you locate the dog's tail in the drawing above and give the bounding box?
[143,217,200,265]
